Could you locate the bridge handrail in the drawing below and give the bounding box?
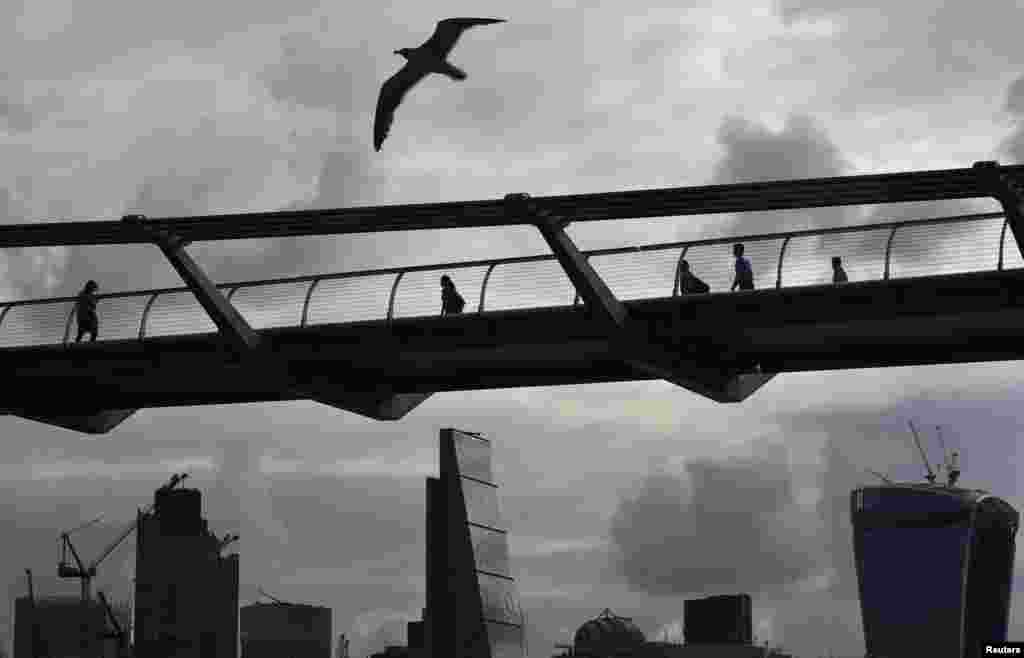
[0,210,1005,308]
[0,210,1010,344]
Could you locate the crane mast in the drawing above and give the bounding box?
[96,589,127,648]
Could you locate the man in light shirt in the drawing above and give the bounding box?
[731,243,754,291]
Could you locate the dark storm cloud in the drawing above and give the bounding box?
[703,113,857,281]
[711,114,853,234]
[608,444,823,597]
[713,115,849,190]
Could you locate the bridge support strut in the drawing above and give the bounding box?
[122,215,260,353]
[974,161,1024,259]
[120,214,432,421]
[505,194,774,402]
[505,193,627,329]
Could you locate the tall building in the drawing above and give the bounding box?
[683,595,752,645]
[406,621,424,654]
[240,601,331,658]
[133,485,240,658]
[13,596,106,658]
[851,483,1019,658]
[423,428,526,658]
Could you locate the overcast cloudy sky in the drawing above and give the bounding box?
[4,0,1024,656]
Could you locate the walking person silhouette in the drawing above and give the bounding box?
[832,256,848,283]
[730,243,754,291]
[440,275,466,315]
[677,259,710,294]
[75,280,99,343]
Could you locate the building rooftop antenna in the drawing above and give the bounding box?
[907,420,937,484]
[934,424,948,467]
[937,424,962,487]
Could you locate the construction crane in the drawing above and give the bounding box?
[865,468,894,485]
[58,473,188,602]
[217,533,239,553]
[96,589,128,651]
[907,420,937,484]
[258,587,291,605]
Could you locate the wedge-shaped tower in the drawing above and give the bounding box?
[424,428,525,658]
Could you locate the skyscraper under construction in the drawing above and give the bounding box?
[133,484,239,658]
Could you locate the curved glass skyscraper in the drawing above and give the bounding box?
[850,484,1018,658]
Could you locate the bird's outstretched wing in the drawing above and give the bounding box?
[420,17,506,59]
[373,64,428,151]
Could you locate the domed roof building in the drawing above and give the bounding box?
[572,609,646,656]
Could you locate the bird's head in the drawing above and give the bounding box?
[394,48,412,59]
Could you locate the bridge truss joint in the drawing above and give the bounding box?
[505,192,625,327]
[973,161,1024,259]
[122,215,432,421]
[504,193,774,401]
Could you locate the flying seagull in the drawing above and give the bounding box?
[373,17,506,151]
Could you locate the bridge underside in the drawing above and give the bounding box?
[5,268,1024,433]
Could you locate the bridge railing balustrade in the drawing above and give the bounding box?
[0,211,1012,348]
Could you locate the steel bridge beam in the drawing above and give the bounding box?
[11,409,138,434]
[3,164,1024,248]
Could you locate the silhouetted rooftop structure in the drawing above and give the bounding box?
[241,601,332,658]
[574,609,646,650]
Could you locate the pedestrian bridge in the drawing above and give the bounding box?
[4,161,1024,433]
